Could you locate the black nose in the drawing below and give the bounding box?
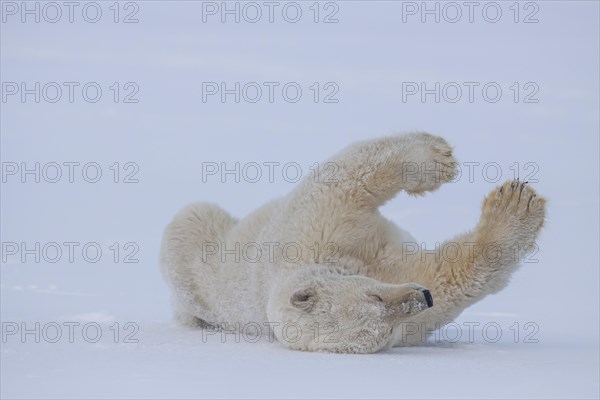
[422,289,433,307]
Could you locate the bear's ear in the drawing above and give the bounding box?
[290,288,317,312]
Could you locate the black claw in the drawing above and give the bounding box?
[527,195,534,211]
[422,289,433,308]
[518,181,526,201]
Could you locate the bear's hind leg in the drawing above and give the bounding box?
[160,203,237,325]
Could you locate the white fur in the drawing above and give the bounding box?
[160,132,546,353]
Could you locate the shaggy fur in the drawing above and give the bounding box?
[160,132,546,353]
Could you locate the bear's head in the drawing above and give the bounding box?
[267,266,433,353]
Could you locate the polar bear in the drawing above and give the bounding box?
[160,132,546,353]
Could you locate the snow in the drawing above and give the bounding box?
[2,316,598,399]
[1,1,599,399]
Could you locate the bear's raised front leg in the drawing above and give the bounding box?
[378,180,546,346]
[289,132,457,211]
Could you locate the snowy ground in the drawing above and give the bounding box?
[2,1,599,399]
[2,321,598,399]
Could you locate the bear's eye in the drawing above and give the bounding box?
[369,294,383,302]
[290,288,317,311]
[296,294,311,302]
